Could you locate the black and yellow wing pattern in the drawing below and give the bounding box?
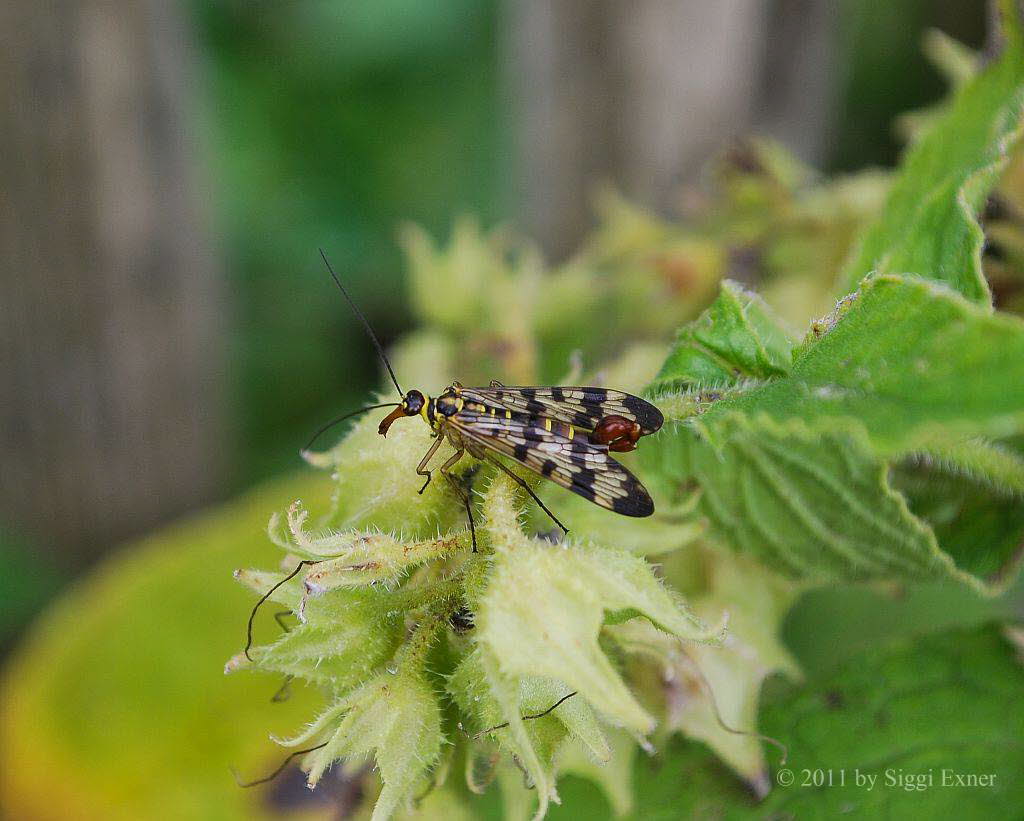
[447,396,656,517]
[458,385,664,435]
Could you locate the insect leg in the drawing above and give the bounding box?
[273,611,293,633]
[489,379,505,387]
[270,675,294,703]
[440,448,477,552]
[268,612,295,702]
[470,691,578,738]
[486,456,569,535]
[244,559,320,661]
[415,436,444,494]
[232,742,328,788]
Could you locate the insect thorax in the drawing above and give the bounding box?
[435,385,463,417]
[422,385,465,431]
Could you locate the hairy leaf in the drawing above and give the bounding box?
[649,275,1024,592]
[649,413,985,589]
[474,526,722,732]
[840,0,1024,302]
[448,646,609,820]
[228,586,405,690]
[699,275,1024,455]
[545,625,1024,819]
[649,280,795,394]
[475,472,722,734]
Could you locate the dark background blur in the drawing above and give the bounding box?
[0,0,986,648]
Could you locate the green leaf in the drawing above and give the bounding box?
[757,624,1024,817]
[649,412,980,589]
[648,275,1024,593]
[697,275,1024,455]
[649,280,795,394]
[891,446,1024,587]
[839,0,1024,302]
[545,625,1024,819]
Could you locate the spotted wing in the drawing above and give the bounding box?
[449,410,654,517]
[460,385,663,435]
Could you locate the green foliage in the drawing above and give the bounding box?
[473,488,721,735]
[545,625,1024,819]
[235,466,722,818]
[840,1,1024,302]
[273,621,446,821]
[648,276,1024,592]
[702,276,1024,452]
[649,281,794,392]
[226,8,1024,816]
[757,624,1024,818]
[653,413,964,586]
[6,6,1024,821]
[648,2,1024,601]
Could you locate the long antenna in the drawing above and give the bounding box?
[301,402,399,453]
[469,691,579,739]
[231,742,329,788]
[243,559,320,661]
[319,248,403,397]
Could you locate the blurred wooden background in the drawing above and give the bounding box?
[504,0,836,259]
[1,0,836,565]
[0,0,982,570]
[0,1,225,565]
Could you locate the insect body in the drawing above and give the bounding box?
[311,249,664,547]
[377,382,662,526]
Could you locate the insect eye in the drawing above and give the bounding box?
[404,390,425,414]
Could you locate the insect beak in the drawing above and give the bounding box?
[378,405,407,437]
